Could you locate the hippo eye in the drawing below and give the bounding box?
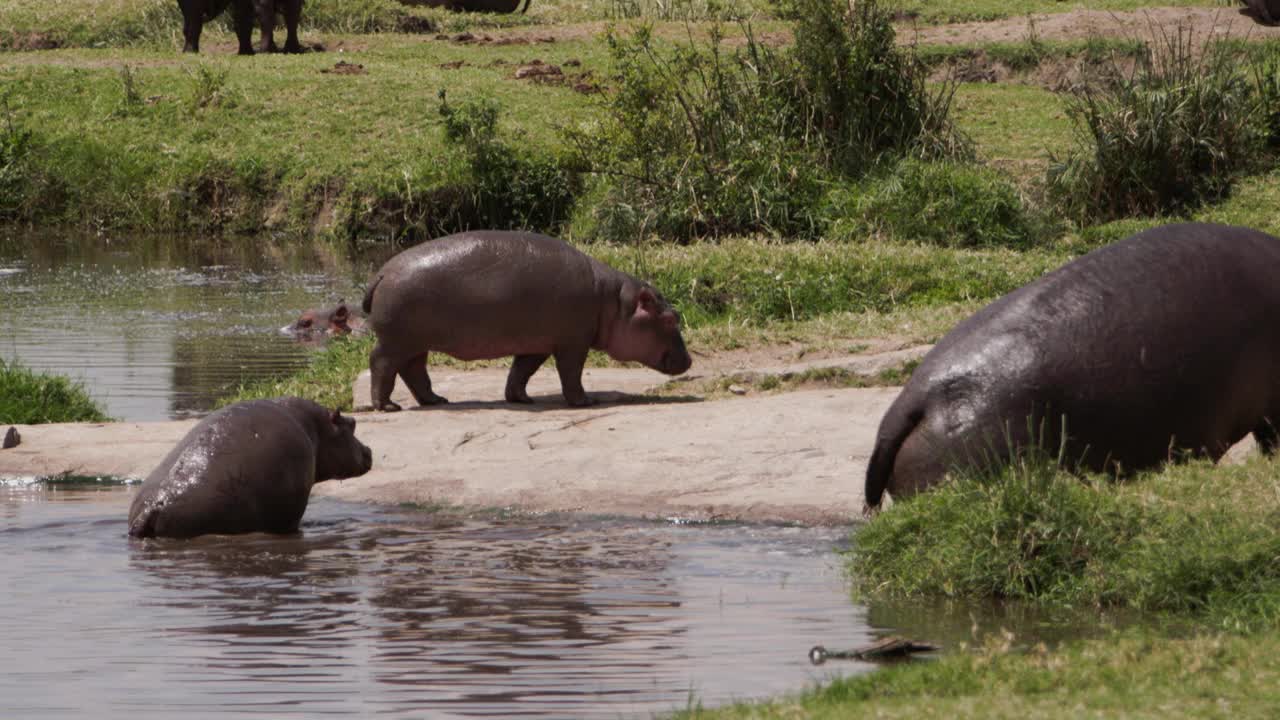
[299,318,313,328]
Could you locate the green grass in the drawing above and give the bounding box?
[0,34,601,237]
[896,0,1229,24]
[852,453,1280,631]
[680,452,1280,718]
[0,357,110,423]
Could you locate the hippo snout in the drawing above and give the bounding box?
[660,349,693,375]
[360,444,373,474]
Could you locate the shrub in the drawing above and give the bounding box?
[569,0,969,242]
[1047,30,1266,223]
[0,358,110,424]
[437,91,579,233]
[827,159,1038,248]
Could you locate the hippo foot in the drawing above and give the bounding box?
[505,390,535,404]
[377,401,403,412]
[2,426,19,449]
[417,394,449,406]
[565,395,598,408]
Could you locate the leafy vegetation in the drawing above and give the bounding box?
[0,358,110,424]
[569,0,969,242]
[1047,31,1271,223]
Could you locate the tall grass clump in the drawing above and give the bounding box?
[437,92,579,233]
[851,450,1280,630]
[827,159,1039,248]
[0,358,109,424]
[570,0,970,242]
[1047,30,1267,224]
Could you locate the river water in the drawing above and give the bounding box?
[0,231,387,421]
[0,232,1107,717]
[1,479,880,719]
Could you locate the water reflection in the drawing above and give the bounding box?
[0,231,390,420]
[0,484,868,718]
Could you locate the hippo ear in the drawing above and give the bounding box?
[330,409,342,426]
[634,288,660,318]
[333,303,349,321]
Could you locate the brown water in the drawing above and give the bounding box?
[1,479,884,718]
[0,231,387,421]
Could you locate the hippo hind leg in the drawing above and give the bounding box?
[399,352,449,407]
[1254,417,1279,455]
[505,354,549,404]
[370,341,404,411]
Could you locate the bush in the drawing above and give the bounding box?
[569,0,969,242]
[0,358,110,424]
[1047,31,1266,223]
[850,451,1280,630]
[827,159,1038,248]
[437,91,579,233]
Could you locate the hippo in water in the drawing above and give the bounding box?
[128,397,373,539]
[282,300,367,340]
[362,230,693,411]
[865,222,1280,513]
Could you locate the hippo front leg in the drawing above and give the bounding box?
[553,346,595,407]
[233,0,256,54]
[256,0,278,53]
[505,354,549,403]
[281,0,303,53]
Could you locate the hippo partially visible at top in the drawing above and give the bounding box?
[361,230,693,411]
[865,222,1280,513]
[128,397,373,539]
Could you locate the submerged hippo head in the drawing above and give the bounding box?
[283,301,362,340]
[608,285,693,376]
[317,409,374,481]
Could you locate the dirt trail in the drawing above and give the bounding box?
[1,342,1259,525]
[0,348,930,525]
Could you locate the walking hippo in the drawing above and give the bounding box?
[178,0,303,54]
[282,300,367,340]
[865,222,1280,513]
[362,230,692,411]
[128,397,372,539]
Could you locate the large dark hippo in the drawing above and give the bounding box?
[128,397,372,539]
[178,0,303,55]
[1244,0,1280,24]
[282,300,367,341]
[362,230,692,411]
[865,222,1280,512]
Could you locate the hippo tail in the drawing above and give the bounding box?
[361,275,382,315]
[519,0,531,12]
[864,399,924,515]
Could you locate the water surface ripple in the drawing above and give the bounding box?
[1,484,875,718]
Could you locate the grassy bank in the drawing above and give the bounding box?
[675,454,1280,718]
[0,358,109,423]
